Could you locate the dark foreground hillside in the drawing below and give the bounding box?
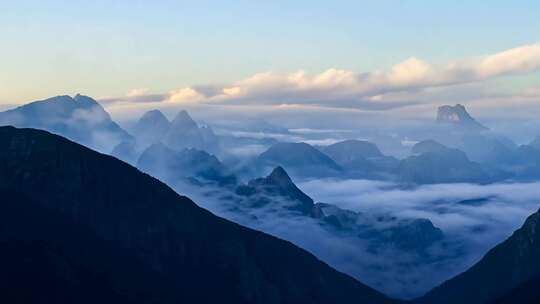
[0,126,399,304]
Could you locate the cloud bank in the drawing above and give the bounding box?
[103,42,540,110]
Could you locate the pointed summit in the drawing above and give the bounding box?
[267,166,294,186]
[436,104,489,131]
[165,110,205,151]
[139,110,169,125]
[171,110,198,129]
[132,109,171,145]
[247,166,314,214]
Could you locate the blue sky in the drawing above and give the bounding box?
[1,0,540,104]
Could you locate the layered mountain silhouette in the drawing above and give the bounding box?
[0,126,399,304]
[0,94,131,151]
[321,140,399,178]
[256,142,342,178]
[235,167,444,255]
[436,104,489,132]
[132,109,171,145]
[113,109,220,164]
[236,166,315,215]
[419,207,540,304]
[164,110,219,152]
[137,143,236,186]
[411,140,447,155]
[322,139,384,160]
[399,146,490,184]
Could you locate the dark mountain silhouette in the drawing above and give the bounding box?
[418,207,540,304]
[490,275,540,304]
[256,142,342,178]
[436,104,489,131]
[0,94,131,152]
[399,147,490,184]
[0,126,399,304]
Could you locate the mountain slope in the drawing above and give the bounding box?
[0,126,398,304]
[419,208,540,304]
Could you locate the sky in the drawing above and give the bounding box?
[1,0,540,122]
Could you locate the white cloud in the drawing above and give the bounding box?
[166,87,205,103]
[101,42,540,115]
[126,88,149,97]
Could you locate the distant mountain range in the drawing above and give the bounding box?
[255,142,343,178]
[4,95,540,184]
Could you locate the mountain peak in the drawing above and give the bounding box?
[246,166,314,214]
[73,94,100,107]
[268,166,293,185]
[436,104,489,131]
[139,109,169,124]
[173,110,195,122]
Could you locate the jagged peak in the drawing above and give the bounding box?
[171,110,197,127]
[268,166,293,184]
[436,104,489,131]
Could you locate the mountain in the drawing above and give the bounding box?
[418,208,540,304]
[131,109,171,145]
[322,139,384,160]
[491,275,540,304]
[0,126,399,304]
[137,143,236,186]
[0,94,131,152]
[436,104,489,131]
[321,140,399,178]
[411,140,447,155]
[458,134,517,165]
[161,110,220,153]
[236,166,315,214]
[165,110,205,150]
[0,189,174,304]
[256,142,342,178]
[399,147,490,184]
